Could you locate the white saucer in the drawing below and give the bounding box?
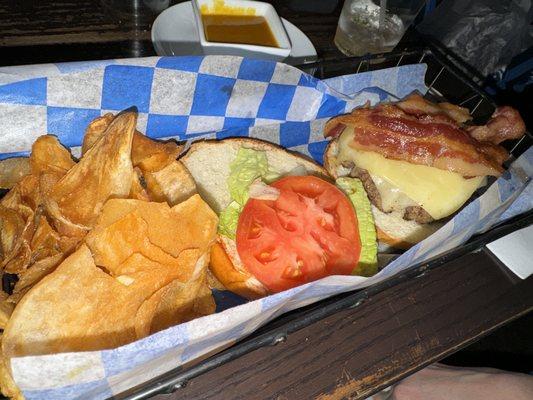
[151,1,318,65]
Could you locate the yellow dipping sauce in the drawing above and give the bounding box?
[200,0,279,48]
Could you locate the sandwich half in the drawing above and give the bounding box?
[181,138,378,298]
[323,94,526,250]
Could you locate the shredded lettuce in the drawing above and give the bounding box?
[336,177,378,276]
[219,148,280,239]
[218,201,242,239]
[227,147,269,206]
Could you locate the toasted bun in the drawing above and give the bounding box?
[210,239,268,299]
[181,138,329,297]
[180,138,328,214]
[372,206,442,251]
[324,138,441,250]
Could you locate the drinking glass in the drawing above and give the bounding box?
[100,0,171,25]
[334,0,426,56]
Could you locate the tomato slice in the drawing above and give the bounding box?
[236,176,361,293]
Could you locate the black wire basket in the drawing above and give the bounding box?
[116,47,532,400]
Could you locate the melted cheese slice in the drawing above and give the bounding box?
[337,130,485,220]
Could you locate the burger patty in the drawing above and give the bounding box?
[403,206,434,224]
[345,162,383,211]
[343,161,434,224]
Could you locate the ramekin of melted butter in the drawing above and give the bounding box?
[199,0,279,48]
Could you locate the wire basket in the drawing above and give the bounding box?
[117,47,532,400]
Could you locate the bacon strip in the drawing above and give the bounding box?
[397,93,473,124]
[468,106,526,145]
[324,103,511,177]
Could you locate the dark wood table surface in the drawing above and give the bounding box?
[1,1,532,399]
[0,0,347,66]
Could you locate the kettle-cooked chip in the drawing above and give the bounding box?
[82,113,181,173]
[1,207,33,274]
[2,214,65,297]
[11,253,64,297]
[86,210,181,274]
[30,135,75,176]
[0,158,30,189]
[114,252,186,282]
[129,168,151,201]
[30,215,61,259]
[45,112,136,237]
[135,253,215,337]
[3,174,40,212]
[0,291,14,329]
[0,108,219,399]
[0,206,25,260]
[81,113,189,206]
[1,136,73,216]
[81,113,115,155]
[0,354,21,400]
[132,133,182,173]
[143,161,197,205]
[2,245,143,356]
[3,195,218,358]
[0,138,76,297]
[86,195,218,269]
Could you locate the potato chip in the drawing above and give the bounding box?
[113,251,190,282]
[3,174,40,211]
[0,206,25,261]
[45,112,136,237]
[129,167,151,201]
[86,195,217,270]
[0,291,14,329]
[12,253,64,296]
[135,253,215,337]
[1,182,28,219]
[86,206,178,271]
[0,137,76,300]
[5,289,28,305]
[3,243,31,274]
[107,248,204,311]
[2,245,142,356]
[143,161,197,205]
[1,207,33,274]
[0,354,22,400]
[28,137,76,221]
[30,135,75,176]
[0,158,30,189]
[17,211,67,293]
[149,255,215,334]
[30,215,61,259]
[81,114,190,206]
[0,107,218,395]
[82,112,181,173]
[81,113,115,155]
[3,196,218,357]
[132,133,182,173]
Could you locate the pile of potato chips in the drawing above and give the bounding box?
[0,112,218,399]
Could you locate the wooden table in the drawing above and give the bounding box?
[1,1,531,399]
[168,241,533,400]
[0,0,348,66]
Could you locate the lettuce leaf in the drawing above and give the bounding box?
[227,147,269,206]
[219,148,279,239]
[336,177,378,276]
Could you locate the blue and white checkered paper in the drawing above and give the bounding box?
[0,56,530,400]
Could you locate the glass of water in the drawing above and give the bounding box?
[334,0,426,56]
